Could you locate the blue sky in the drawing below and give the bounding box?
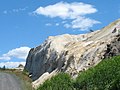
[0,0,120,68]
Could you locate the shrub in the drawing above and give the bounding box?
[37,56,120,90]
[74,56,120,90]
[37,73,74,90]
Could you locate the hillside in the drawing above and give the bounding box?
[24,19,120,88]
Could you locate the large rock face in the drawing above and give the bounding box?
[24,19,120,88]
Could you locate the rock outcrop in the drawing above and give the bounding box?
[24,19,120,88]
[15,64,24,71]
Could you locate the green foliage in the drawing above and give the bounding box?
[37,73,74,90]
[37,56,120,90]
[22,69,29,76]
[74,56,120,90]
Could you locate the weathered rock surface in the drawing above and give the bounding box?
[24,19,120,88]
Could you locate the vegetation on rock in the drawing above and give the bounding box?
[37,73,74,90]
[37,56,120,90]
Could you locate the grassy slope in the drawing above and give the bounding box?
[75,56,120,90]
[37,56,120,90]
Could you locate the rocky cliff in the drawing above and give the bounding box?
[24,19,120,88]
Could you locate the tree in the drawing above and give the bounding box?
[2,65,6,70]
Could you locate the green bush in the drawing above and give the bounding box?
[37,73,74,90]
[37,56,120,90]
[74,56,120,90]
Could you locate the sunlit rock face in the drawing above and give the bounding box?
[24,19,120,88]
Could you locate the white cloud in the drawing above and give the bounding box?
[12,7,27,13]
[55,23,59,26]
[0,62,26,68]
[0,57,10,60]
[34,2,97,19]
[46,23,52,26]
[64,23,71,28]
[0,47,31,60]
[33,2,100,30]
[71,17,100,30]
[62,21,67,24]
[3,7,28,14]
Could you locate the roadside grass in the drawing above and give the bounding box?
[0,69,33,90]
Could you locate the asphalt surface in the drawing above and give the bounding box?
[0,72,23,90]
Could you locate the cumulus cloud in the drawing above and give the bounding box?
[71,17,100,30]
[0,47,31,60]
[33,2,100,30]
[34,2,97,19]
[0,62,26,68]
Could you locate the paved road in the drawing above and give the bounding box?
[0,72,23,90]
